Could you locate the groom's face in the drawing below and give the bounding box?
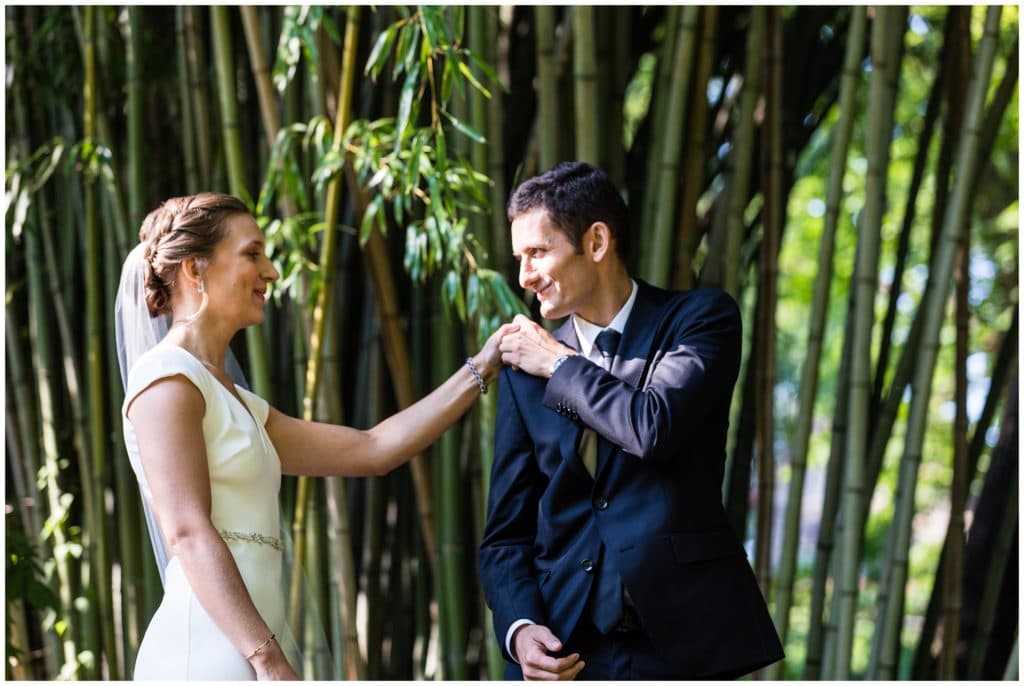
[511,209,597,321]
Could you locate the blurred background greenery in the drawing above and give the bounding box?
[4,5,1018,681]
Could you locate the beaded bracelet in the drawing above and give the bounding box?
[245,632,276,661]
[465,357,487,394]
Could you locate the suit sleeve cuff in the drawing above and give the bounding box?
[505,618,536,663]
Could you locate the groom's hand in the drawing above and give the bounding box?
[513,624,584,680]
[500,314,576,378]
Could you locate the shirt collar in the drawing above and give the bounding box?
[572,279,638,359]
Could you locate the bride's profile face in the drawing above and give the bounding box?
[201,214,279,328]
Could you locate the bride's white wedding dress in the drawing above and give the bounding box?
[123,343,286,680]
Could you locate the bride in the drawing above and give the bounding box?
[115,192,514,680]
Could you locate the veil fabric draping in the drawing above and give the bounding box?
[114,244,250,582]
[114,244,333,677]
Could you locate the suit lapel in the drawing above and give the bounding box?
[552,320,592,480]
[597,281,665,472]
[612,281,662,389]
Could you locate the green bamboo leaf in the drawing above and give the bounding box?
[402,24,421,74]
[360,196,379,246]
[408,132,426,191]
[466,48,507,92]
[442,109,486,144]
[457,60,492,99]
[452,6,465,43]
[365,25,396,78]
[421,7,439,52]
[392,22,413,79]
[321,12,342,45]
[467,271,480,318]
[395,61,421,147]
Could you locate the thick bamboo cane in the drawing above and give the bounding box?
[184,7,213,189]
[771,10,866,675]
[938,215,970,679]
[121,7,145,229]
[872,7,1001,679]
[673,6,717,291]
[722,7,764,300]
[572,7,598,164]
[834,8,905,677]
[287,3,361,644]
[752,9,783,621]
[641,6,697,287]
[534,7,558,172]
[83,7,119,676]
[432,290,469,679]
[210,5,273,398]
[175,8,200,192]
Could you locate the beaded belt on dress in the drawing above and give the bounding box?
[218,529,283,552]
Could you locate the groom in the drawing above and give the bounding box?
[479,162,783,679]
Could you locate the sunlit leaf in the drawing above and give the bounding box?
[442,109,486,144]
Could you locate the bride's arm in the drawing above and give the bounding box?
[128,378,298,680]
[269,322,518,477]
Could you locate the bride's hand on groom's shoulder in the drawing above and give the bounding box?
[473,321,521,382]
[500,314,575,378]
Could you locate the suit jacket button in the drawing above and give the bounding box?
[581,559,594,573]
[594,496,608,510]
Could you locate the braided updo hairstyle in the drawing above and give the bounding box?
[139,193,250,317]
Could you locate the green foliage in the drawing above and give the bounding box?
[272,6,341,94]
[6,532,59,660]
[260,6,525,341]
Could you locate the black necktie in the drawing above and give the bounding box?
[594,329,621,369]
[590,328,623,633]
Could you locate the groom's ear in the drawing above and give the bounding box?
[587,222,612,263]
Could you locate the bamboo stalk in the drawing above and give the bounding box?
[673,6,717,291]
[433,288,469,679]
[210,5,273,399]
[912,309,1018,677]
[287,3,361,644]
[872,7,1001,679]
[641,5,698,287]
[184,6,213,188]
[176,8,200,191]
[121,6,145,229]
[572,6,598,164]
[871,9,948,411]
[640,7,680,241]
[484,9,510,276]
[834,8,904,677]
[771,9,866,674]
[722,7,764,300]
[26,218,80,672]
[752,9,782,629]
[805,285,855,680]
[966,468,1018,679]
[938,205,970,680]
[534,6,558,172]
[83,7,119,676]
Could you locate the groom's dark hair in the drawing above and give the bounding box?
[506,161,630,258]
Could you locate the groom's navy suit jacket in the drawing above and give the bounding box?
[479,281,784,678]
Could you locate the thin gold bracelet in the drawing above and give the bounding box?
[245,632,275,661]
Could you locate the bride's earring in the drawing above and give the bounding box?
[197,280,205,294]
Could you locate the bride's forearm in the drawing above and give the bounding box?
[275,324,515,477]
[368,354,499,471]
[169,523,284,667]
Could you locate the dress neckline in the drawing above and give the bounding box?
[162,342,261,428]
